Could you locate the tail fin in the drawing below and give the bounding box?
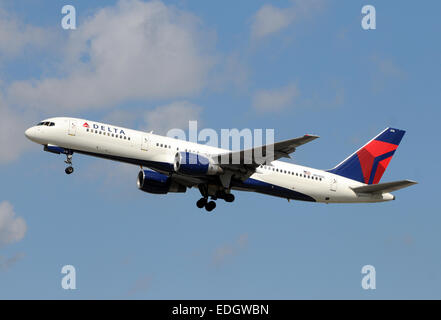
[328,128,405,184]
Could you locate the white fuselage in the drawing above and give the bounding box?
[24,117,394,204]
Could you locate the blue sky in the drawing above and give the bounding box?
[0,0,440,299]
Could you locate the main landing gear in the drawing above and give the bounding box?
[64,153,74,175]
[196,185,235,212]
[196,198,216,212]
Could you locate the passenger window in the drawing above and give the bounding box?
[128,137,130,141]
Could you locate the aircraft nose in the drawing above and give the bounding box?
[24,127,35,140]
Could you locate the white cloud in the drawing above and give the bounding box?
[301,81,345,110]
[252,83,299,113]
[143,101,202,134]
[101,109,139,128]
[7,0,215,112]
[212,233,248,267]
[371,55,407,89]
[82,161,138,197]
[250,0,324,40]
[375,58,406,78]
[0,252,25,271]
[251,4,294,39]
[0,8,53,62]
[0,95,32,164]
[0,201,27,247]
[218,53,250,91]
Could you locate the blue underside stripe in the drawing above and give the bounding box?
[232,178,316,202]
[73,149,316,202]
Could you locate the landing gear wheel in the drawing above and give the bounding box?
[65,166,74,175]
[196,198,207,209]
[224,194,235,203]
[205,201,216,212]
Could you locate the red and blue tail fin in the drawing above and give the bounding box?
[328,128,405,185]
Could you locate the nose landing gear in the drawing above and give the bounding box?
[64,153,74,175]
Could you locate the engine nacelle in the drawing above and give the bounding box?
[137,170,186,194]
[174,152,223,176]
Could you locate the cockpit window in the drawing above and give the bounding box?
[36,122,55,127]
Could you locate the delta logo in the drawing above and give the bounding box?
[91,123,126,135]
[83,122,90,128]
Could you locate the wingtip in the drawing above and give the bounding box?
[305,134,320,139]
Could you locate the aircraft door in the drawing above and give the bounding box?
[330,178,338,192]
[141,135,149,151]
[68,120,77,136]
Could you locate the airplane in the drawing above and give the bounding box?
[24,117,417,212]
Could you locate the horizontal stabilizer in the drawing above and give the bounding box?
[351,180,417,194]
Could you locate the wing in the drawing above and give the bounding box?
[213,134,319,167]
[351,180,417,194]
[158,134,319,190]
[211,134,319,183]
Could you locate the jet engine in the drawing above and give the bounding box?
[137,170,186,194]
[174,152,223,176]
